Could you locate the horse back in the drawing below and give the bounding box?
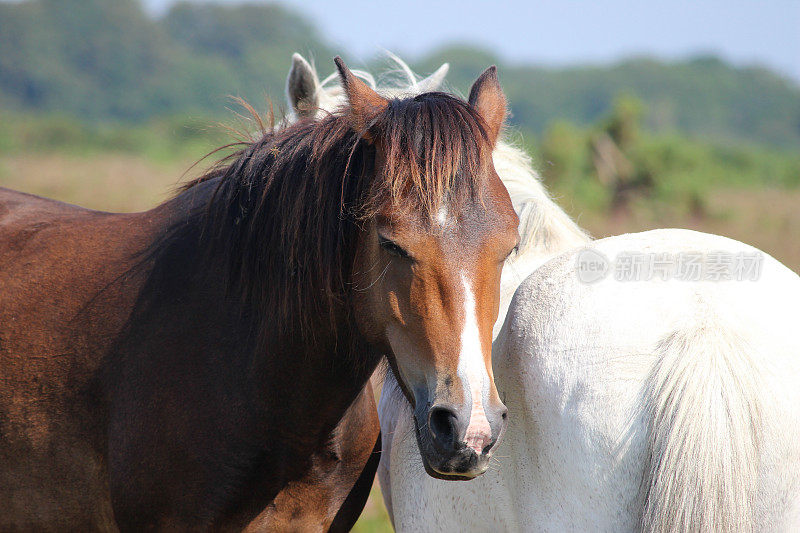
[0,187,164,360]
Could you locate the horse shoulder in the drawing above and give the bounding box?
[243,382,381,532]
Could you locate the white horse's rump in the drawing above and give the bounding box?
[385,230,800,532]
[640,322,763,532]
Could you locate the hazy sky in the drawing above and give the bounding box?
[144,0,800,82]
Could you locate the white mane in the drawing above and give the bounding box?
[492,141,588,266]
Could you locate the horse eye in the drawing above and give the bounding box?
[504,244,519,262]
[379,235,410,259]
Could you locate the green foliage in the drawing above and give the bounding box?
[1,2,798,150]
[603,94,644,151]
[533,96,800,216]
[162,2,334,108]
[0,0,332,121]
[0,0,169,119]
[0,109,227,162]
[536,121,608,211]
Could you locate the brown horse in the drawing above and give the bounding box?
[0,58,518,530]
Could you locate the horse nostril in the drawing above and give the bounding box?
[428,405,459,449]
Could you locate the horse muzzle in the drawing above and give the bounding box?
[414,400,507,480]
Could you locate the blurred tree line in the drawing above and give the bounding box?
[0,0,333,120]
[1,0,799,151]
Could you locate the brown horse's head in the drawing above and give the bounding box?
[197,57,517,479]
[334,59,519,479]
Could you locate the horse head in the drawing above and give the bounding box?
[335,58,518,479]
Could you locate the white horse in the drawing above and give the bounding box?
[287,55,800,532]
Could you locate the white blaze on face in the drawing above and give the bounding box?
[458,275,492,454]
[436,205,449,226]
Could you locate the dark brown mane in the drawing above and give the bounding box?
[166,92,493,341]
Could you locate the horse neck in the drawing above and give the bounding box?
[134,182,381,432]
[492,141,591,339]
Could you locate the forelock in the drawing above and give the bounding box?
[371,92,492,219]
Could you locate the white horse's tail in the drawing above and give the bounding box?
[641,320,764,532]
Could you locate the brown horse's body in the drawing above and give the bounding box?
[0,57,517,531]
[0,187,379,531]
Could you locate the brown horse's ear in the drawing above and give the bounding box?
[334,56,388,141]
[468,66,506,146]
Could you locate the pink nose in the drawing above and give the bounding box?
[464,404,492,454]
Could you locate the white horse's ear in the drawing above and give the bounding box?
[286,53,319,118]
[468,66,506,147]
[416,63,449,93]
